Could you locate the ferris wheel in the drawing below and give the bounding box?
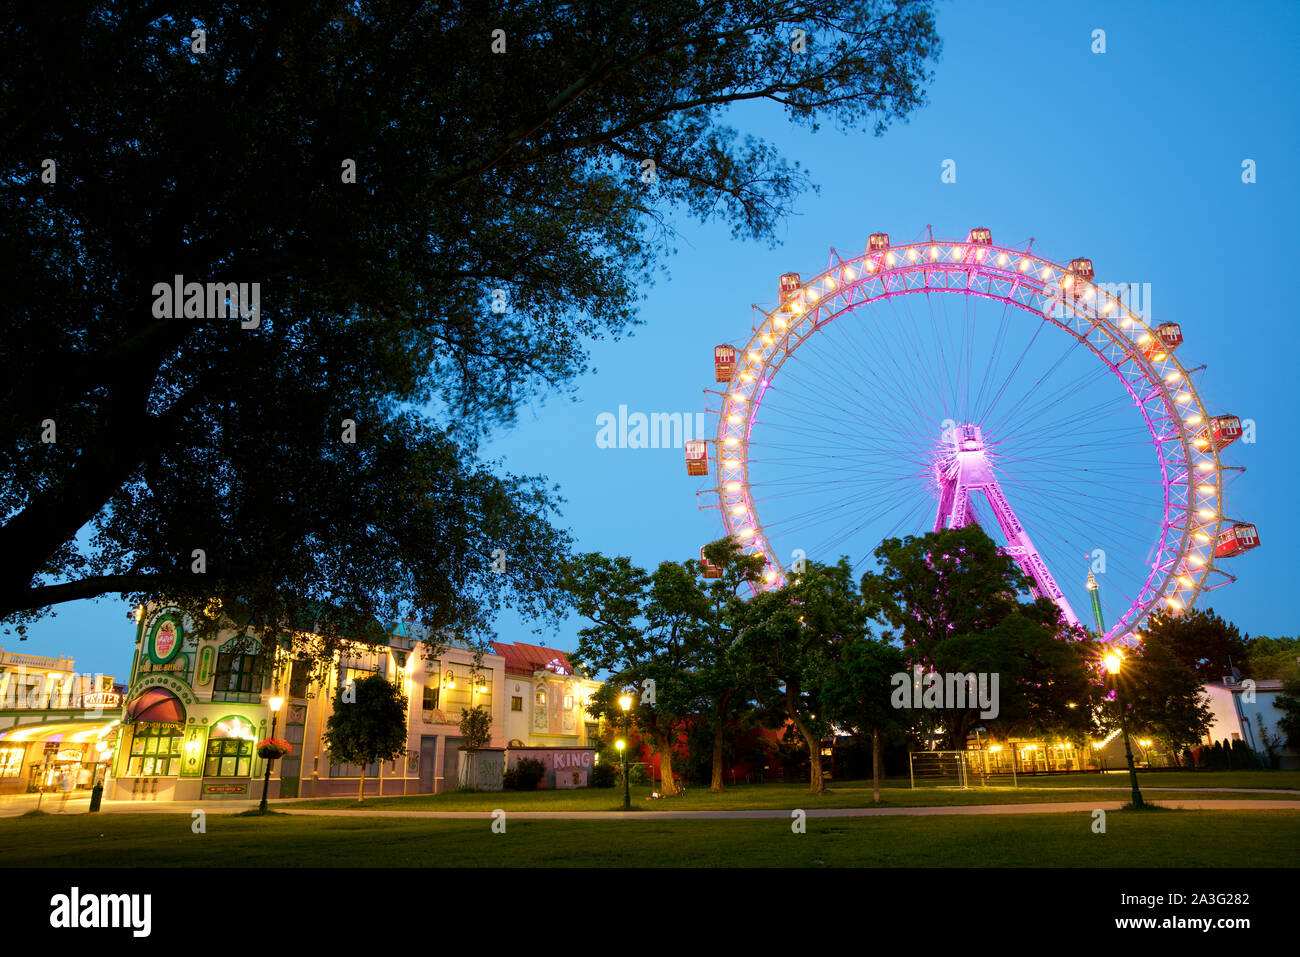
[685,228,1258,642]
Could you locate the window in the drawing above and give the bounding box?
[423,684,440,710]
[213,644,266,702]
[329,759,379,778]
[288,659,312,699]
[126,723,183,777]
[563,694,574,711]
[511,696,522,712]
[0,747,24,778]
[203,716,255,777]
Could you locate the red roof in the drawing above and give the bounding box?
[491,641,575,678]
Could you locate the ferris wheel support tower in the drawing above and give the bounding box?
[932,423,1081,628]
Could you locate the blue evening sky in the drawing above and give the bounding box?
[16,0,1298,677]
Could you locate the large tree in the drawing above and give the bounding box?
[564,553,700,795]
[819,633,907,802]
[693,537,765,792]
[0,2,941,644]
[732,558,868,793]
[862,525,1101,750]
[1115,626,1214,758]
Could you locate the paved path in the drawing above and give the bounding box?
[3,794,1298,820]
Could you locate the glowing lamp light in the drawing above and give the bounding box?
[1197,483,1215,493]
[730,504,747,514]
[1103,652,1123,675]
[724,437,739,446]
[1166,597,1182,610]
[134,605,144,623]
[1190,554,1206,567]
[269,696,284,713]
[445,672,456,689]
[908,248,918,262]
[929,246,939,260]
[740,372,755,382]
[1176,392,1192,403]
[1178,575,1195,587]
[748,351,761,361]
[618,694,633,712]
[807,288,819,302]
[989,745,1003,753]
[1185,415,1203,426]
[1194,531,1211,542]
[738,529,755,540]
[725,482,741,491]
[775,317,788,329]
[1165,371,1181,383]
[615,739,626,751]
[731,394,747,404]
[728,414,743,423]
[1197,508,1216,519]
[951,246,962,260]
[886,252,896,266]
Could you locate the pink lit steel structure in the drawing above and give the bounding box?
[693,231,1255,641]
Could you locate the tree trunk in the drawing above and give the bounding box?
[710,700,725,793]
[872,727,882,804]
[787,688,823,793]
[358,768,365,804]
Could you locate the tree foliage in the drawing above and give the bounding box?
[1114,627,1214,754]
[321,672,409,802]
[862,525,1101,749]
[0,2,941,644]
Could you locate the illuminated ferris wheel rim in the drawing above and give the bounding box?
[704,232,1252,642]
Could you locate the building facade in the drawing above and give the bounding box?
[106,605,602,801]
[0,648,122,794]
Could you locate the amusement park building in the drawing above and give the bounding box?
[0,647,124,794]
[100,605,601,802]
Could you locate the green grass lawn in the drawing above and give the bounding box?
[3,809,1298,867]
[280,770,1300,813]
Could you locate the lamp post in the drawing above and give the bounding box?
[258,695,284,813]
[618,693,633,809]
[1103,652,1144,809]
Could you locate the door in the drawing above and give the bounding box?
[278,704,307,798]
[442,736,461,792]
[419,736,438,793]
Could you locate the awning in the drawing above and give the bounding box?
[124,687,186,724]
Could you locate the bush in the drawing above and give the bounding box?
[589,762,617,788]
[503,757,546,791]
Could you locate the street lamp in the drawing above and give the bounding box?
[1104,652,1145,809]
[258,695,285,813]
[618,693,633,809]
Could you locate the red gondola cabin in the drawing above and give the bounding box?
[1141,322,1183,361]
[1213,523,1259,558]
[967,227,993,245]
[714,344,736,382]
[868,233,891,252]
[1195,415,1243,451]
[684,439,708,476]
[1066,258,1095,293]
[778,273,802,312]
[700,547,722,578]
